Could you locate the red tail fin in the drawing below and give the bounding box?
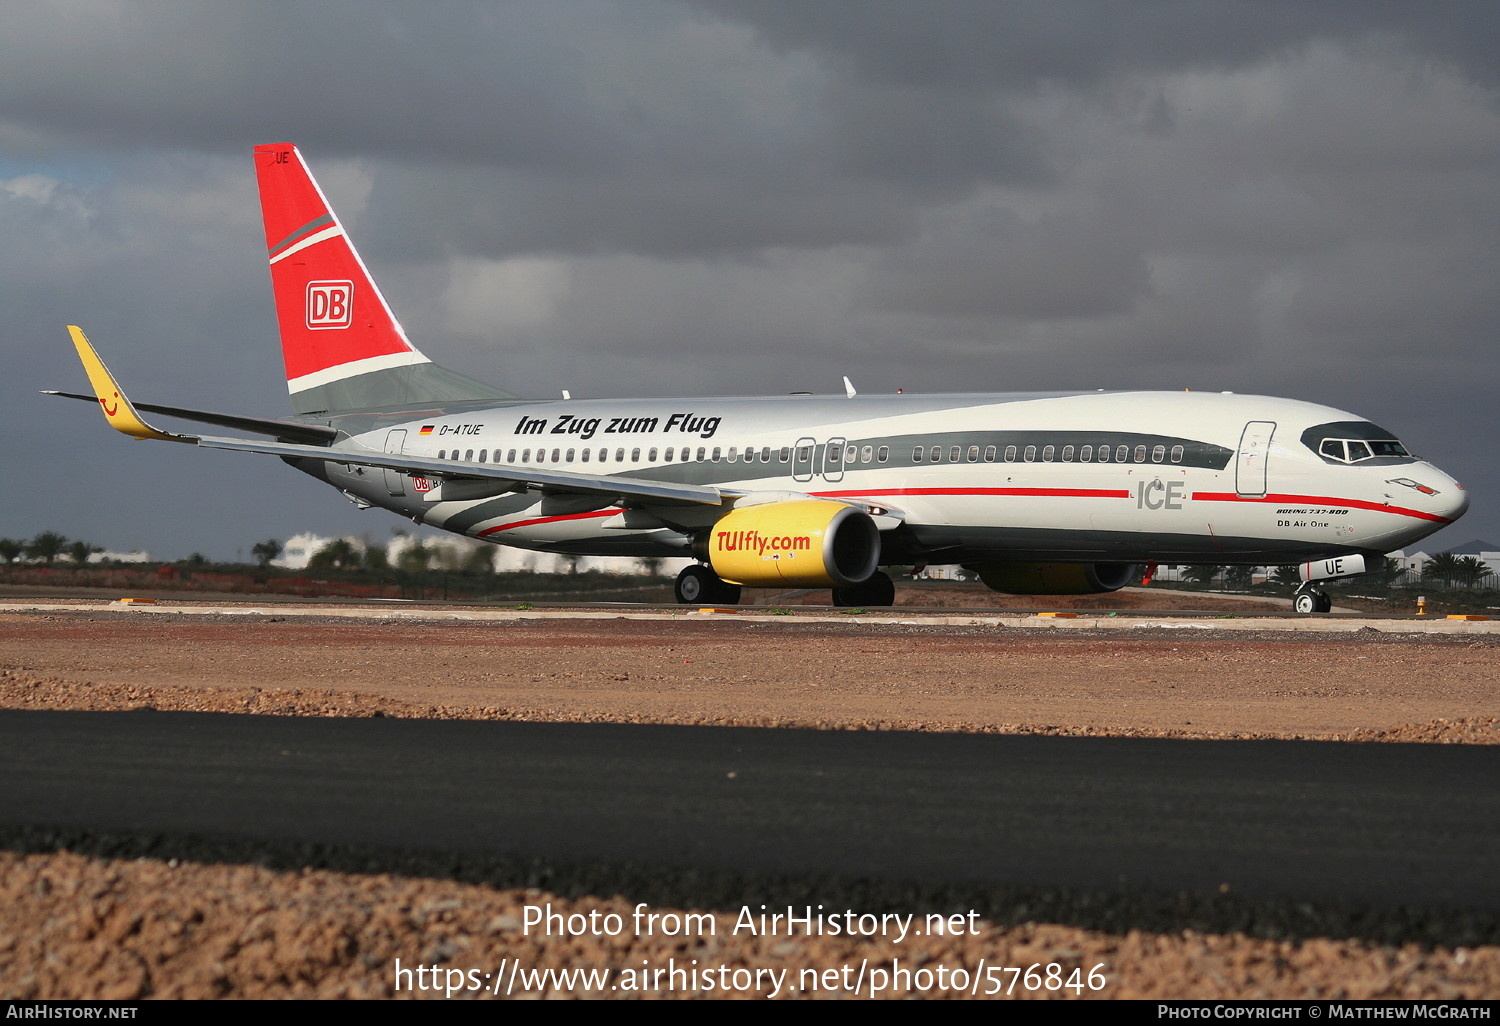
[255,143,506,414]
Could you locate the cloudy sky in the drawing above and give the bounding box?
[4,1,1497,560]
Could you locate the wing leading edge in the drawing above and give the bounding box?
[53,326,734,509]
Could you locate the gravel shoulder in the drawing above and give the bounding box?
[2,608,1496,1000]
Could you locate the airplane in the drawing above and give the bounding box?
[50,143,1469,613]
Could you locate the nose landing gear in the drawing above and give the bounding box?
[1293,584,1332,614]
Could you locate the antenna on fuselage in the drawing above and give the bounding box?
[843,376,857,399]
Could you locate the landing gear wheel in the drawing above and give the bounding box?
[1294,587,1332,614]
[831,571,896,608]
[674,564,741,605]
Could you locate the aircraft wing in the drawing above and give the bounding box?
[57,325,735,509]
[197,435,736,506]
[41,389,338,444]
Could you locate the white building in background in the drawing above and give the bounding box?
[272,530,685,577]
[1393,540,1499,577]
[86,549,153,564]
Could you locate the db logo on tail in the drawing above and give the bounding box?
[306,281,354,329]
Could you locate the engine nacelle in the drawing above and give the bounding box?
[704,500,880,587]
[972,561,1139,595]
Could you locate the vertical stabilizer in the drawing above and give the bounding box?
[255,143,509,414]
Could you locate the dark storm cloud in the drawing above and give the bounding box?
[2,0,1497,557]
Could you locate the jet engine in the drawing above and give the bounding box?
[700,499,880,587]
[971,561,1139,595]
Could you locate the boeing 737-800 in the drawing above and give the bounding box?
[51,144,1469,611]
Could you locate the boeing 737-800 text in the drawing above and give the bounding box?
[50,144,1468,611]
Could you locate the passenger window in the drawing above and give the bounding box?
[598,448,608,463]
[913,446,925,462]
[727,447,738,463]
[763,447,773,462]
[1042,444,1054,462]
[1133,445,1146,463]
[780,447,790,462]
[1098,446,1110,462]
[1024,445,1037,462]
[682,448,692,462]
[662,448,673,462]
[697,447,706,461]
[1116,445,1129,462]
[1152,445,1165,463]
[648,447,658,462]
[967,445,979,462]
[1062,445,1075,462]
[438,449,446,460]
[1080,445,1092,461]
[1171,445,1184,463]
[632,447,642,462]
[984,445,996,462]
[507,449,516,463]
[1004,445,1017,462]
[877,445,889,463]
[581,449,590,463]
[616,448,626,462]
[827,443,842,462]
[711,447,721,461]
[552,448,561,462]
[478,450,487,463]
[521,449,530,463]
[797,446,812,462]
[949,446,962,463]
[565,448,574,462]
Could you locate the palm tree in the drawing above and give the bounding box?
[309,538,361,570]
[26,531,69,566]
[1183,564,1224,585]
[66,540,100,566]
[397,541,431,574]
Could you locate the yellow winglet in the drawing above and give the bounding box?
[67,326,186,442]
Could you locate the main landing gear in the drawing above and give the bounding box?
[1293,584,1332,614]
[674,564,742,605]
[832,571,895,608]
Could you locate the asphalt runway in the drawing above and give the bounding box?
[3,709,1495,912]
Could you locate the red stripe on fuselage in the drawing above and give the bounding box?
[474,486,1449,539]
[478,510,620,536]
[1191,492,1452,524]
[813,487,1132,500]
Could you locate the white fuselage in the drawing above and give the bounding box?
[313,389,1466,568]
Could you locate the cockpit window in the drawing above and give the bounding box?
[1302,421,1414,464]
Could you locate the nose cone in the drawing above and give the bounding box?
[1421,464,1469,525]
